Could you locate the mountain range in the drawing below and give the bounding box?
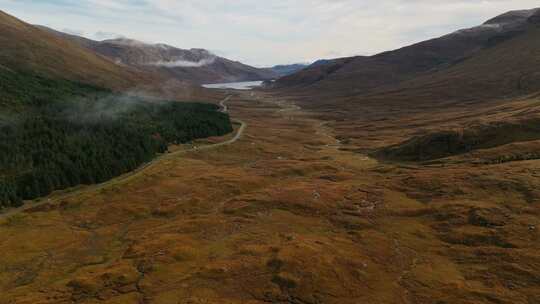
[39,26,280,84]
[1,9,307,89]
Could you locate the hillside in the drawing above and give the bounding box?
[41,27,278,84]
[369,19,540,105]
[0,10,149,90]
[276,8,540,99]
[272,8,540,163]
[273,57,357,88]
[269,63,309,77]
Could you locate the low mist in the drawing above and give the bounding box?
[57,81,198,124]
[150,57,216,68]
[59,93,159,124]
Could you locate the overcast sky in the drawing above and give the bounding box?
[1,1,538,66]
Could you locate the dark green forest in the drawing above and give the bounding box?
[0,69,232,208]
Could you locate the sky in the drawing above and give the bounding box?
[1,0,538,67]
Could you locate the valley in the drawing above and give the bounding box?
[1,4,540,304]
[1,88,539,303]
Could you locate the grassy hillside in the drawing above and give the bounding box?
[275,57,356,88]
[276,8,540,102]
[0,10,149,89]
[380,22,540,104]
[375,118,540,161]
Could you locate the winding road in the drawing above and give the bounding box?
[0,96,245,220]
[219,95,231,113]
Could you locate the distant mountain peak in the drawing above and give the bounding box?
[448,8,539,37]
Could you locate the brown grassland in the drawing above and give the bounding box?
[2,7,540,304]
[1,88,540,303]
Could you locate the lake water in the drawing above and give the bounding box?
[202,81,263,90]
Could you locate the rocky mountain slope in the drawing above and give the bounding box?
[42,27,278,84]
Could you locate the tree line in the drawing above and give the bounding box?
[0,69,233,208]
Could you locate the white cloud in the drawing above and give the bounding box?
[149,57,216,68]
[62,28,85,36]
[1,0,539,66]
[93,31,124,40]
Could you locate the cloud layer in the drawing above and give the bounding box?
[1,0,539,66]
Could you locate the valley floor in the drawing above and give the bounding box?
[1,92,540,303]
